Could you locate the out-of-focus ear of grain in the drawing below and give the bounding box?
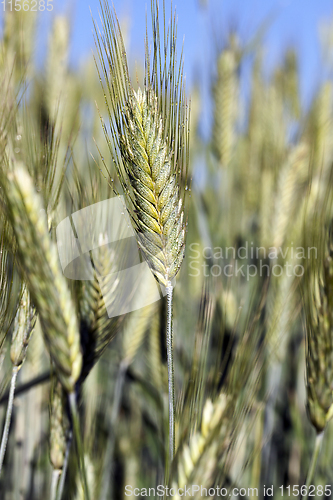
[0,163,82,393]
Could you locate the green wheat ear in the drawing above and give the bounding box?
[304,219,333,434]
[118,87,186,286]
[1,164,82,393]
[93,0,190,288]
[94,0,190,463]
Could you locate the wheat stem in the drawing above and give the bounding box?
[56,432,72,500]
[166,282,175,463]
[304,431,324,493]
[68,392,90,500]
[50,469,61,500]
[0,366,18,474]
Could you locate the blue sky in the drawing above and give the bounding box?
[2,0,333,112]
[48,0,333,105]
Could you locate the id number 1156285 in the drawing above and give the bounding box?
[2,0,53,11]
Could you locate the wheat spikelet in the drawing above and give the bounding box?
[10,285,36,369]
[1,164,82,392]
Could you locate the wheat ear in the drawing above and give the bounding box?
[305,226,333,433]
[0,285,36,474]
[303,215,333,488]
[212,43,238,167]
[172,394,228,498]
[94,0,189,463]
[1,164,82,392]
[10,286,37,370]
[0,164,92,492]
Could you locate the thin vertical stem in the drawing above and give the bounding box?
[304,431,324,495]
[166,282,174,463]
[50,469,61,500]
[68,392,90,500]
[0,366,18,474]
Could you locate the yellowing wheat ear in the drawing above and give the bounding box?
[94,0,190,463]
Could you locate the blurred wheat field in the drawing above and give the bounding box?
[1,1,333,499]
